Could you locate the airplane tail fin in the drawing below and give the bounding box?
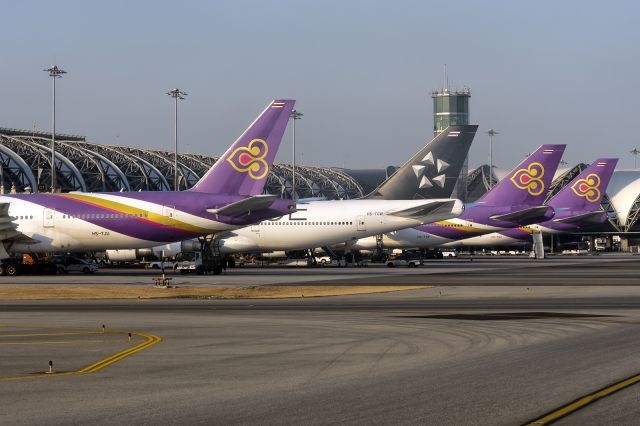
[364,125,478,200]
[548,158,617,213]
[478,144,565,206]
[189,100,295,195]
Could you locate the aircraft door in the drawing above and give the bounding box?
[250,223,260,233]
[163,205,176,225]
[356,215,366,231]
[43,208,55,228]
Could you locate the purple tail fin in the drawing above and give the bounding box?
[548,158,618,211]
[189,100,295,195]
[478,144,566,206]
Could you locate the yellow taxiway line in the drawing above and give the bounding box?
[0,328,161,381]
[523,372,640,425]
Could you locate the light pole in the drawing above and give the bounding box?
[631,148,640,168]
[486,128,499,188]
[44,65,66,192]
[290,110,303,201]
[0,151,4,194]
[167,88,187,191]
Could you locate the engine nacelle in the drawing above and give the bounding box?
[106,249,139,262]
[256,251,287,258]
[150,242,182,258]
[218,235,261,254]
[106,239,202,261]
[180,239,201,252]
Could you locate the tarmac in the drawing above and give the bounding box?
[1,254,640,425]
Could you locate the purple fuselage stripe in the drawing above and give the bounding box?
[3,192,291,243]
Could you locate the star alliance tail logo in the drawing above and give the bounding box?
[226,139,269,180]
[510,162,545,196]
[571,173,601,202]
[412,151,450,190]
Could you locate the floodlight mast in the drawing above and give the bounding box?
[167,88,187,191]
[631,148,640,169]
[44,65,66,193]
[290,110,303,201]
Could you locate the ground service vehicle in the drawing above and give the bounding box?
[176,251,226,275]
[386,254,423,268]
[0,253,58,276]
[55,257,98,274]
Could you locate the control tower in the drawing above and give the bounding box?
[431,67,471,200]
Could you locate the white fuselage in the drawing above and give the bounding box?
[1,194,234,253]
[346,217,508,250]
[218,199,463,253]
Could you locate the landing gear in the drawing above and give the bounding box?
[196,235,226,275]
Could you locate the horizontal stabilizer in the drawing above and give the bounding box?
[553,211,606,225]
[490,206,552,223]
[207,195,279,217]
[386,200,461,218]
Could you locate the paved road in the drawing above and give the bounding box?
[1,257,640,425]
[0,253,637,287]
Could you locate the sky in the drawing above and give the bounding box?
[1,0,639,170]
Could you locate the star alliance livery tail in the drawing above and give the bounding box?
[189,100,295,195]
[478,144,566,207]
[365,125,478,200]
[547,158,617,223]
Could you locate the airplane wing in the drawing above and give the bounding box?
[552,211,606,225]
[386,200,461,218]
[206,195,279,217]
[489,206,552,223]
[0,202,37,259]
[0,203,20,239]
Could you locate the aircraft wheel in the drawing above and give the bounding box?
[5,264,19,276]
[0,264,5,276]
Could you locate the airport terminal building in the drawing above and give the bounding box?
[1,126,640,248]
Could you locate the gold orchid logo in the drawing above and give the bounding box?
[510,162,545,196]
[570,173,601,202]
[226,139,269,180]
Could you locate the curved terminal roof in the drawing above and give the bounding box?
[0,128,365,200]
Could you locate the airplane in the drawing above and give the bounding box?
[452,158,618,247]
[348,144,566,250]
[214,125,478,254]
[0,99,296,268]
